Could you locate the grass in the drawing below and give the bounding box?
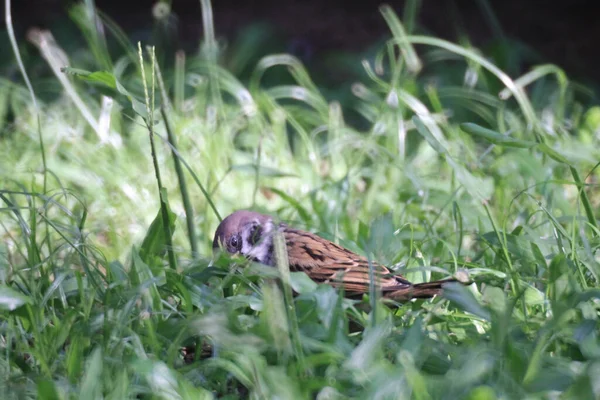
[1,1,600,398]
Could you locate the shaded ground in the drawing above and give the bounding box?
[7,0,600,82]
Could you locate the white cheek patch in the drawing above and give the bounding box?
[240,229,252,254]
[243,219,274,264]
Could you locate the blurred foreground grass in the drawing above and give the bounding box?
[1,1,600,399]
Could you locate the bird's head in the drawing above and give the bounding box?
[212,210,276,265]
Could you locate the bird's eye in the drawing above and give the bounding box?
[249,224,262,246]
[228,234,242,252]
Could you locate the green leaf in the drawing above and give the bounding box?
[232,164,297,178]
[460,123,536,148]
[0,285,31,310]
[344,321,392,371]
[357,220,370,248]
[447,158,494,202]
[482,232,537,263]
[131,246,164,312]
[37,379,61,400]
[61,67,117,88]
[66,336,84,383]
[481,286,506,316]
[289,271,318,294]
[139,204,177,265]
[115,79,149,119]
[261,282,291,354]
[135,360,214,400]
[443,282,491,321]
[536,143,571,164]
[62,66,151,120]
[79,348,103,400]
[465,386,497,400]
[576,289,600,304]
[412,115,447,155]
[265,187,312,224]
[310,285,343,333]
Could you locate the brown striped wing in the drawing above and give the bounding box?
[283,227,413,294]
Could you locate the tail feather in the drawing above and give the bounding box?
[385,278,457,300]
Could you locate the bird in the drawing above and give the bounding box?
[213,210,462,301]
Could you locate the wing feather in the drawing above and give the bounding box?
[283,227,412,294]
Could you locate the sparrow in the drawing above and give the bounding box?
[213,210,460,300]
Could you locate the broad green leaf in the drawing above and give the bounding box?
[139,202,177,265]
[443,282,491,321]
[482,232,537,263]
[465,385,497,400]
[37,379,61,400]
[289,271,318,294]
[0,285,31,310]
[62,66,151,120]
[135,360,213,400]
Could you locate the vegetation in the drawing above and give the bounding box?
[1,1,599,398]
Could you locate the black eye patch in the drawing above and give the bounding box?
[249,224,263,246]
[227,234,242,253]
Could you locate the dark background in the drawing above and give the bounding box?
[7,0,600,81]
